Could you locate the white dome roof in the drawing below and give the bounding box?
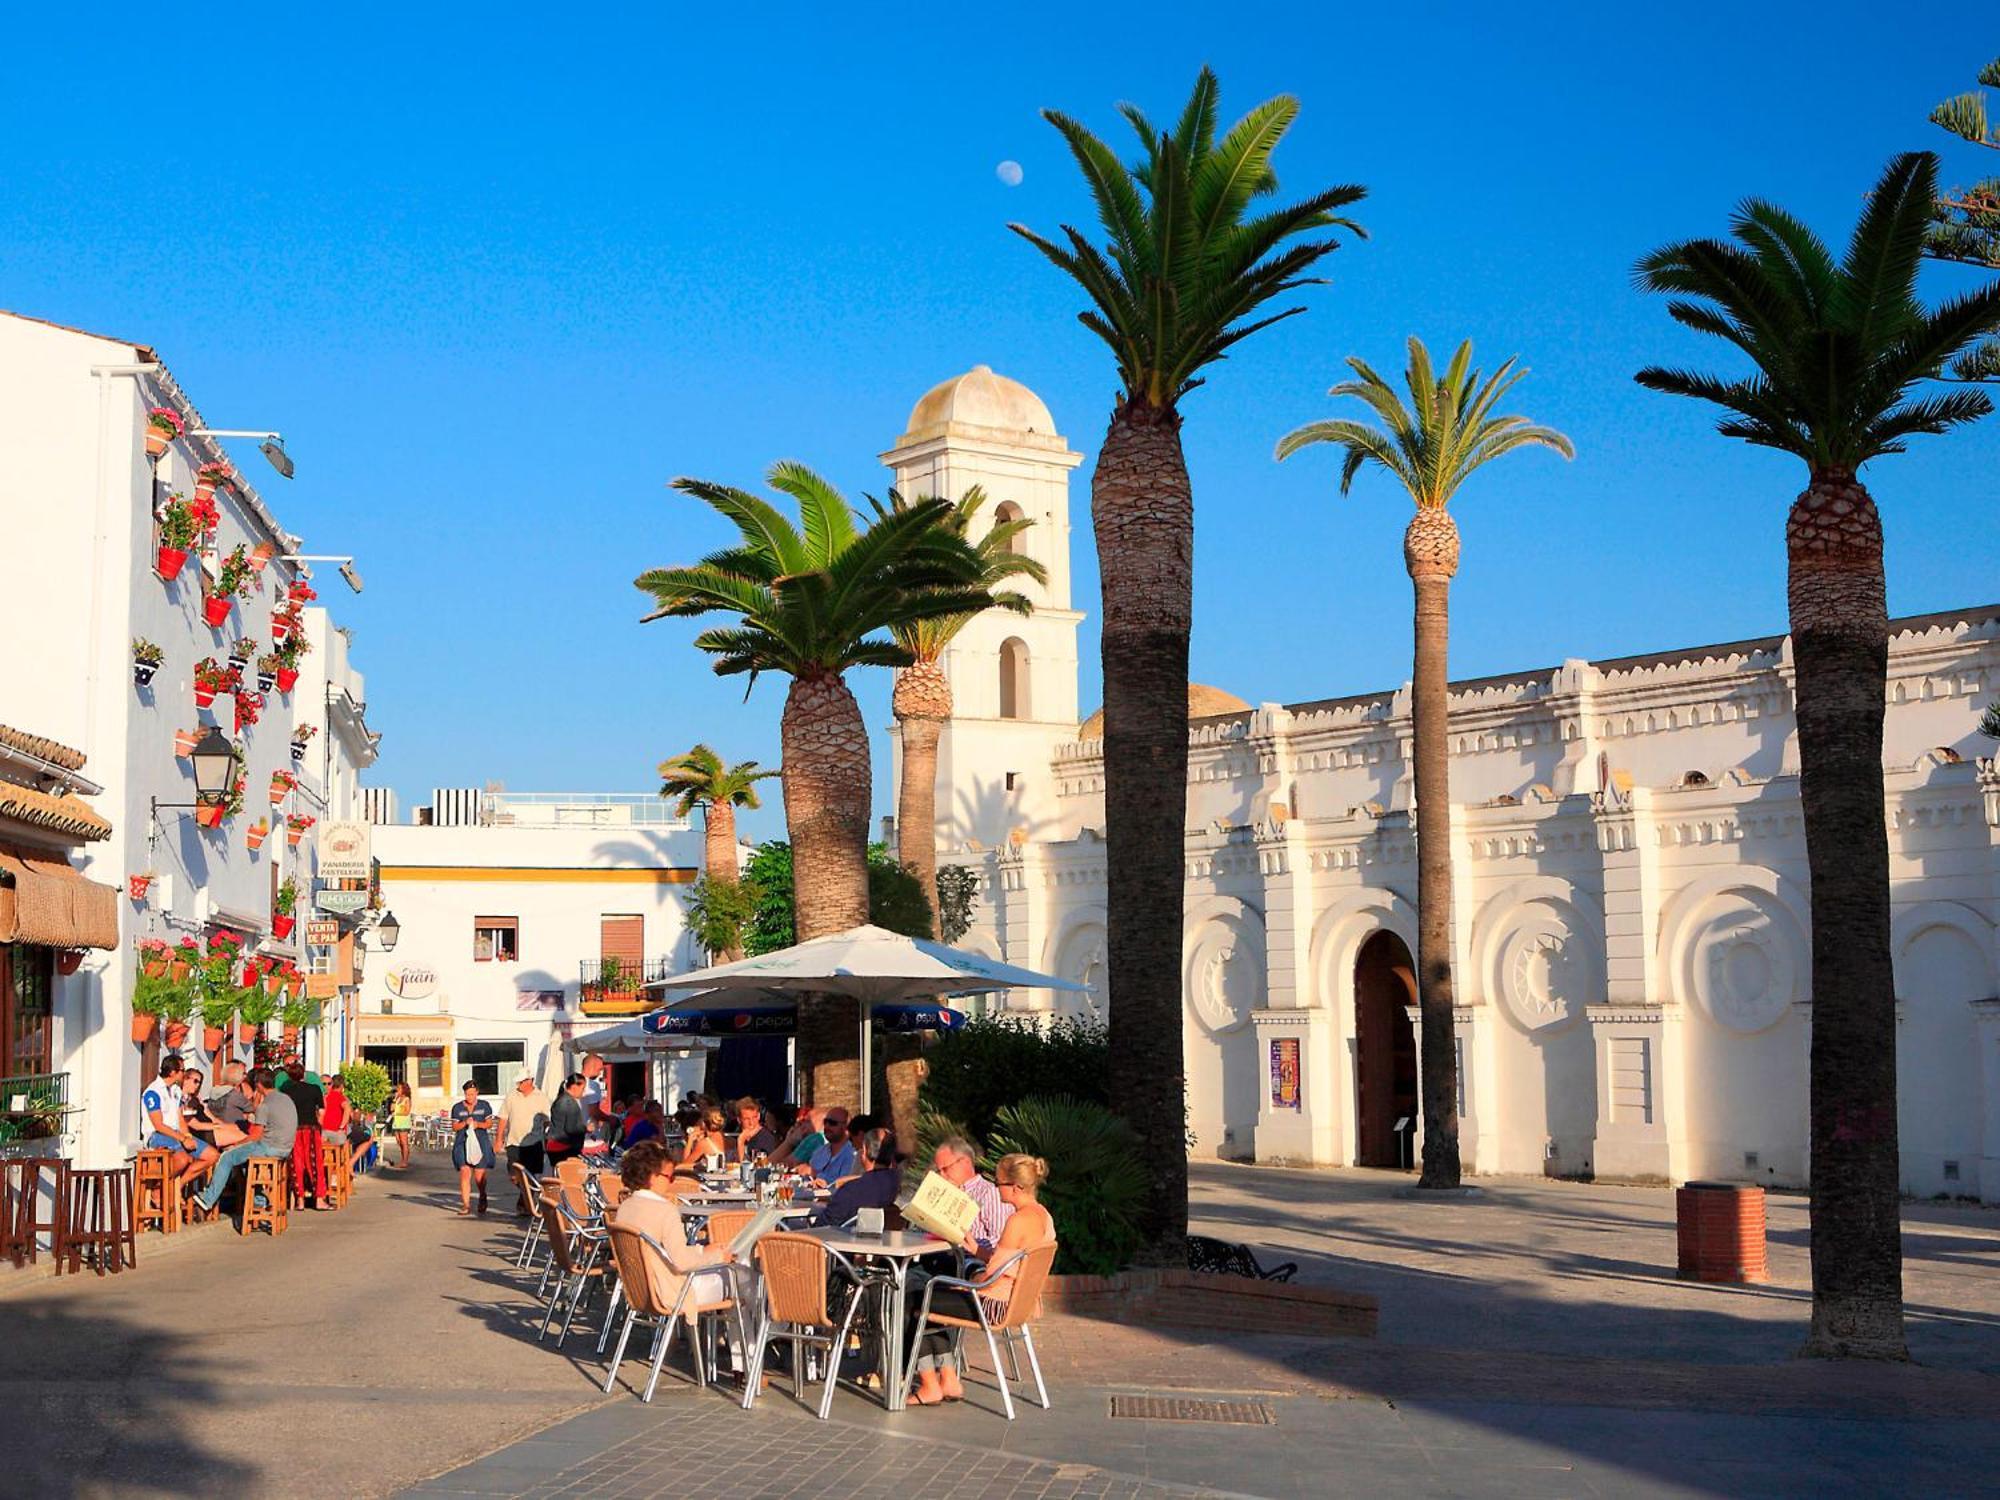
[905,365,1055,437]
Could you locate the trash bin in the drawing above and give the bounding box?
[1675,1180,1768,1283]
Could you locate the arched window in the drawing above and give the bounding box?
[992,501,1027,556]
[999,637,1031,720]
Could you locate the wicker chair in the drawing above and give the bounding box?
[555,1156,588,1190]
[701,1209,756,1249]
[601,1222,741,1402]
[536,1196,605,1348]
[901,1241,1057,1420]
[738,1231,867,1419]
[510,1165,545,1267]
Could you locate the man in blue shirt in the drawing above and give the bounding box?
[811,1128,900,1228]
[804,1109,855,1185]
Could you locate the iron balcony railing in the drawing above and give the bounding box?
[0,1071,72,1149]
[578,956,675,1014]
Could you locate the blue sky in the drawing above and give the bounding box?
[5,6,1995,838]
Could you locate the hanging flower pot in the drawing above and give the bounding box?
[285,814,313,846]
[237,1019,257,1045]
[246,820,269,853]
[128,874,154,902]
[193,685,216,710]
[256,669,276,694]
[194,801,226,829]
[163,1019,191,1049]
[272,914,296,941]
[269,770,297,806]
[202,594,233,629]
[276,667,299,694]
[131,1012,158,1044]
[56,949,85,977]
[248,540,276,574]
[145,407,183,460]
[289,739,307,765]
[266,972,285,996]
[203,1024,226,1052]
[157,545,190,580]
[168,955,191,981]
[132,661,157,687]
[269,615,292,645]
[192,478,217,505]
[174,727,199,758]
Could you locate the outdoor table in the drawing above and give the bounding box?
[794,1226,950,1412]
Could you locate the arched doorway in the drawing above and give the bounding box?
[1354,931,1418,1168]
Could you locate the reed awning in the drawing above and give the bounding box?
[0,843,119,950]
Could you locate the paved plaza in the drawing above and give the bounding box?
[1,1156,1996,1498]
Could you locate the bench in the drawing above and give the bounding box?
[1186,1234,1298,1283]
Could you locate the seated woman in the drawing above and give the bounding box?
[613,1141,734,1309]
[676,1105,730,1173]
[182,1069,245,1151]
[904,1153,1055,1406]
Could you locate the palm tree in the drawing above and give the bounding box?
[636,463,994,1102]
[1635,151,2000,1359]
[657,745,777,961]
[1277,338,1572,1190]
[878,485,1047,923]
[1014,68,1364,1253]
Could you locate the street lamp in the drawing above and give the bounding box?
[373,911,400,951]
[278,555,363,595]
[190,429,294,478]
[189,727,238,799]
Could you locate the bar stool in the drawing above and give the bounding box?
[320,1137,353,1210]
[241,1157,289,1237]
[1,1156,68,1268]
[62,1167,136,1275]
[134,1148,180,1235]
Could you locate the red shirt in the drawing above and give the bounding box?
[321,1088,349,1132]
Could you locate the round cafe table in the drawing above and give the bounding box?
[793,1226,950,1412]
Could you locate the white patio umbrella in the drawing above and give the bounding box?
[643,924,1083,1109]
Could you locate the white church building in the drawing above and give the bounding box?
[885,365,2000,1202]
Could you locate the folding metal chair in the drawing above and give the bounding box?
[601,1223,742,1402]
[901,1241,1058,1420]
[739,1231,867,1420]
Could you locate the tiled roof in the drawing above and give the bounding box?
[0,783,112,841]
[0,724,87,772]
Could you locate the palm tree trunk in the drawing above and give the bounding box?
[892,659,953,928]
[704,800,744,962]
[1789,472,1905,1360]
[886,660,952,1154]
[782,669,871,1107]
[1406,509,1463,1189]
[1095,397,1193,1258]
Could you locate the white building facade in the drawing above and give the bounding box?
[892,366,2000,1201]
[367,790,712,1114]
[0,311,378,1168]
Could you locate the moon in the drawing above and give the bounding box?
[996,160,1024,187]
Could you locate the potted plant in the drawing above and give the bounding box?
[170,937,200,981]
[596,956,639,1007]
[130,972,169,1043]
[269,769,298,806]
[280,994,320,1046]
[248,540,277,575]
[269,606,304,646]
[237,984,277,1043]
[192,461,235,503]
[233,689,263,733]
[285,812,315,847]
[202,544,253,628]
[173,726,198,758]
[273,632,309,692]
[194,797,226,829]
[136,937,171,977]
[289,724,317,764]
[155,492,206,580]
[287,578,318,608]
[145,406,183,460]
[254,651,282,694]
[158,976,197,1050]
[273,877,299,939]
[129,637,164,688]
[201,986,236,1053]
[245,818,270,853]
[128,873,155,903]
[192,657,239,710]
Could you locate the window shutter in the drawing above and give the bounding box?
[600,915,643,967]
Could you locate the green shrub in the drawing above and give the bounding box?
[742,841,933,954]
[342,1059,392,1116]
[987,1095,1146,1277]
[916,1013,1108,1142]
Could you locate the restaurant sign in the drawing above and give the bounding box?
[384,964,438,1001]
[316,818,373,882]
[316,890,369,914]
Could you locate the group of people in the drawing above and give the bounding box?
[139,1053,380,1220]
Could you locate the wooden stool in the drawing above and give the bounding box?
[241,1157,289,1237]
[320,1138,353,1209]
[1,1156,68,1267]
[134,1148,180,1235]
[62,1167,136,1276]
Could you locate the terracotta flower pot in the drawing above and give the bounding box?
[276,667,299,693]
[269,784,289,807]
[139,955,167,978]
[194,803,225,829]
[270,618,291,645]
[266,975,284,996]
[202,596,232,628]
[237,1021,257,1045]
[129,875,153,902]
[272,915,295,940]
[194,686,217,710]
[192,479,216,504]
[131,1013,158,1043]
[157,546,189,580]
[144,427,173,459]
[249,541,275,573]
[174,728,198,758]
[246,826,268,852]
[204,1025,226,1052]
[163,1020,191,1049]
[169,957,191,981]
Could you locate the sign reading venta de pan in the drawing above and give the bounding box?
[316,818,373,882]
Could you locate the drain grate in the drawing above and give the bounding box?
[1108,1394,1276,1425]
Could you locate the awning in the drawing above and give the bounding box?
[0,842,119,949]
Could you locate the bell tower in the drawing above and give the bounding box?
[882,365,1083,855]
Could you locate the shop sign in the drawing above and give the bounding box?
[359,1020,455,1047]
[317,890,369,913]
[385,964,438,1001]
[305,974,339,1000]
[305,919,340,947]
[316,818,372,882]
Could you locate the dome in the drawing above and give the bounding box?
[1078,683,1252,740]
[905,364,1056,437]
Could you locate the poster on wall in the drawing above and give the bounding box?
[1270,1037,1301,1111]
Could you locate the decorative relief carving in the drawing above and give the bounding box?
[1184,903,1266,1034]
[1490,900,1601,1033]
[1675,888,1805,1034]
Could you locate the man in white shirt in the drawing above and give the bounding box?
[142,1053,217,1190]
[933,1135,1011,1258]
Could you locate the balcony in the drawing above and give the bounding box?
[577,957,673,1017]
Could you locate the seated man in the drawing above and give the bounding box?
[932,1134,1012,1258]
[778,1106,823,1165]
[811,1128,899,1228]
[729,1096,779,1161]
[193,1067,297,1218]
[802,1108,855,1186]
[142,1054,218,1192]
